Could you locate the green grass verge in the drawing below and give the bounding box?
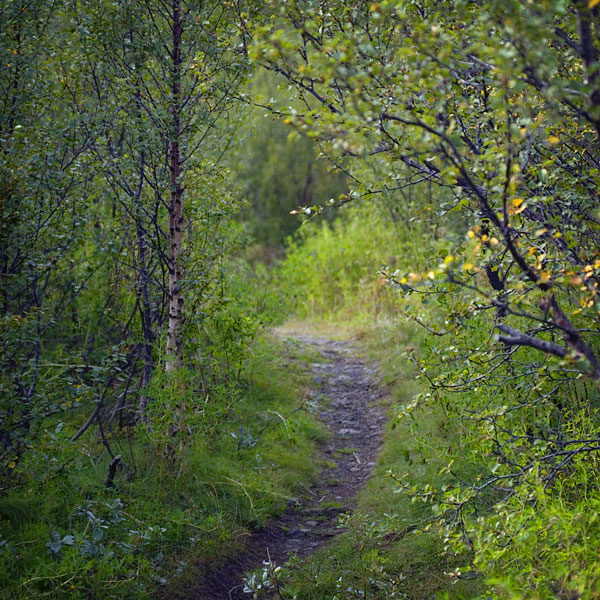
[0,332,324,600]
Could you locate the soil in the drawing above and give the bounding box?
[193,333,388,599]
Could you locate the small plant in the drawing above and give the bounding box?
[232,426,259,450]
[45,531,75,558]
[243,555,285,599]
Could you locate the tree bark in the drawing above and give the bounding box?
[166,0,184,372]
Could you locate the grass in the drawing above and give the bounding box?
[0,304,484,599]
[335,446,359,455]
[0,332,325,600]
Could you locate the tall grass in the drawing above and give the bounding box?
[0,322,324,599]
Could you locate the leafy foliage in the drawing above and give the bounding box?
[229,69,347,250]
[6,0,600,597]
[250,2,600,595]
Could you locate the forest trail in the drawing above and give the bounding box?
[194,331,388,599]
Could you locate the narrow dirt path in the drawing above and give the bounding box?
[194,333,387,599]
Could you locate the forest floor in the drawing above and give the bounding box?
[193,329,388,599]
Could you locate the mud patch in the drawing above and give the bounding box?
[193,333,387,599]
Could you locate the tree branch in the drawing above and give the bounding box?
[495,323,569,360]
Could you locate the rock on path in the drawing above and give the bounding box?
[194,333,387,599]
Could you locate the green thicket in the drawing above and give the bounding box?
[247,1,600,597]
[273,193,600,598]
[4,1,600,599]
[0,1,328,597]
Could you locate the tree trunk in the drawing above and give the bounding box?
[166,0,184,372]
[136,174,155,418]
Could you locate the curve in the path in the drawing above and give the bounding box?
[194,334,387,599]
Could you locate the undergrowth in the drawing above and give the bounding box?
[258,199,600,599]
[0,332,324,599]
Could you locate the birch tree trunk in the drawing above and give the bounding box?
[166,0,184,372]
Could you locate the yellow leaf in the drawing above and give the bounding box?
[444,255,454,265]
[547,135,560,144]
[535,228,548,237]
[539,272,551,284]
[462,263,474,271]
[509,198,527,215]
[514,203,527,215]
[589,0,600,8]
[467,230,475,239]
[8,461,15,469]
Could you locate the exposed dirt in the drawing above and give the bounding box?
[193,333,388,599]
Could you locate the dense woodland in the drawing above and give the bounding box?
[2,0,600,598]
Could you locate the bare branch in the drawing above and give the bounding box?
[495,323,570,360]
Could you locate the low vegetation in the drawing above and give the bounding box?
[0,324,329,599]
